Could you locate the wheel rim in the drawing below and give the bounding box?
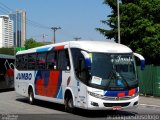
[29,93,32,102]
[68,99,73,109]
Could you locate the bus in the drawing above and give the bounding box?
[0,54,14,89]
[14,41,145,112]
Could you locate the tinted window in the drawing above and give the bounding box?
[71,48,90,83]
[57,50,70,70]
[28,54,36,70]
[37,52,46,70]
[16,55,22,70]
[46,51,57,70]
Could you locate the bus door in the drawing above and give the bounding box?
[71,49,89,108]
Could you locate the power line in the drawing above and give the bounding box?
[0,1,50,30]
[27,19,50,29]
[0,1,13,11]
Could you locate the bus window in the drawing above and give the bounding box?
[37,52,47,70]
[71,48,90,84]
[22,55,28,70]
[28,53,36,70]
[16,55,22,70]
[46,51,57,70]
[57,49,70,70]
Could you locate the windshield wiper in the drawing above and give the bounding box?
[119,73,132,89]
[106,70,130,90]
[105,70,117,89]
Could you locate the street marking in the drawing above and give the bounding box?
[139,104,160,108]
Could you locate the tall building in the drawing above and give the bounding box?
[9,10,26,47]
[0,15,14,48]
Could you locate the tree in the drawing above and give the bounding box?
[0,48,14,55]
[97,0,160,65]
[24,38,45,49]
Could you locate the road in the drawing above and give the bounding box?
[0,91,160,120]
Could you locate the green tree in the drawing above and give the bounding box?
[97,0,160,65]
[24,38,45,49]
[0,48,14,55]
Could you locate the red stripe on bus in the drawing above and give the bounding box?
[46,71,60,97]
[54,46,64,50]
[128,88,136,96]
[118,92,125,97]
[35,71,60,97]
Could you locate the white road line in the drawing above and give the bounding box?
[139,104,160,108]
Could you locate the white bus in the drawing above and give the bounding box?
[14,41,145,112]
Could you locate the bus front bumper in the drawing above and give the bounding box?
[87,94,139,110]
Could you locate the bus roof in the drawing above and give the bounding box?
[69,41,132,53]
[0,54,15,59]
[16,40,132,55]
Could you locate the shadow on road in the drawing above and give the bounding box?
[0,88,14,93]
[16,97,137,118]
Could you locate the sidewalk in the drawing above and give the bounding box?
[139,95,160,107]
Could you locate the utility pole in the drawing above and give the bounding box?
[74,37,81,41]
[51,27,61,44]
[117,0,121,44]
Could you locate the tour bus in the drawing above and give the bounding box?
[0,54,14,89]
[14,41,145,112]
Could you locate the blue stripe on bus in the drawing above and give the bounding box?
[104,88,138,97]
[57,87,63,99]
[36,47,50,52]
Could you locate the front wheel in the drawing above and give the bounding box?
[65,97,74,113]
[28,88,35,105]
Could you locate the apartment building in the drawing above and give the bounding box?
[0,15,14,48]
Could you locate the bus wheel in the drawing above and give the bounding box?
[65,96,74,113]
[28,88,35,105]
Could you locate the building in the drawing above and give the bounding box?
[9,10,26,47]
[0,15,14,48]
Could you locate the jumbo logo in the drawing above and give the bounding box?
[16,73,32,80]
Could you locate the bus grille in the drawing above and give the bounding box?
[103,102,130,107]
[102,93,138,101]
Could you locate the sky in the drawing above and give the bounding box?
[0,0,111,43]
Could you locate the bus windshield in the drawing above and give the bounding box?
[88,53,137,90]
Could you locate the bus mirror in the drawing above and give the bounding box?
[133,53,145,70]
[81,51,91,70]
[140,60,145,70]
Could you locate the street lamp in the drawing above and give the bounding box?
[51,27,61,44]
[117,0,121,44]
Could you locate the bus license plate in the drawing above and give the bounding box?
[112,106,122,110]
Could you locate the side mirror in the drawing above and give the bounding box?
[81,51,91,70]
[133,53,145,70]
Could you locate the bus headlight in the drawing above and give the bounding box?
[88,91,103,99]
[131,92,139,97]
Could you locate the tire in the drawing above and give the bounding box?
[28,88,35,105]
[65,96,74,113]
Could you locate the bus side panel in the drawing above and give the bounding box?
[33,70,66,105]
[34,70,63,99]
[76,80,87,109]
[14,70,34,97]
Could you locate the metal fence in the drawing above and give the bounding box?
[137,65,160,97]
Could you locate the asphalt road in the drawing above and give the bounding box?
[0,90,160,120]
